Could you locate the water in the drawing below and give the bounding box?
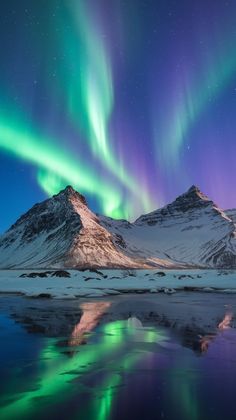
[0,293,236,420]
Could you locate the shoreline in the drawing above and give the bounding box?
[1,292,235,349]
[0,268,236,299]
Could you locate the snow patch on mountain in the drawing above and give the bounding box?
[225,209,236,225]
[100,186,236,268]
[0,187,139,269]
[1,185,236,269]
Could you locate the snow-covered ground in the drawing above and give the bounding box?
[0,269,236,299]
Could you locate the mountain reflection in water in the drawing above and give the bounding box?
[69,302,111,346]
[0,294,236,420]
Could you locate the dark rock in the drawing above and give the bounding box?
[51,270,71,278]
[31,293,52,299]
[37,272,48,278]
[178,274,194,280]
[84,277,97,282]
[20,272,49,278]
[114,234,127,249]
[89,269,105,276]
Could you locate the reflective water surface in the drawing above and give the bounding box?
[0,293,236,420]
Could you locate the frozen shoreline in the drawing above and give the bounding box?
[0,291,235,356]
[0,269,236,298]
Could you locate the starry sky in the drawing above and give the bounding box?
[0,0,236,233]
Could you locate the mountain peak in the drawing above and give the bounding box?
[182,185,210,201]
[171,185,212,212]
[187,185,201,194]
[134,185,213,225]
[1,183,236,269]
[55,185,87,206]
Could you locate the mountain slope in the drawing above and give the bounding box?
[1,185,236,269]
[100,186,236,268]
[0,187,141,269]
[225,209,236,225]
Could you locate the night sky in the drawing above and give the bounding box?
[0,0,236,233]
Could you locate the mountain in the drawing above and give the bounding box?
[225,209,236,225]
[0,186,142,269]
[100,186,236,268]
[1,185,236,269]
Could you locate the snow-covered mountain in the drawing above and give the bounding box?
[0,185,236,269]
[225,209,236,225]
[0,186,141,269]
[100,186,236,268]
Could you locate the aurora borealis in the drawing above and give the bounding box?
[0,0,236,231]
[0,303,169,420]
[1,298,235,420]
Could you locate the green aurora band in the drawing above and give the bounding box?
[0,116,127,218]
[52,0,153,213]
[0,319,168,420]
[0,0,155,219]
[155,37,236,168]
[63,1,133,183]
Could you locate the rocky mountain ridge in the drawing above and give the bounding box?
[0,186,140,268]
[0,185,236,269]
[100,185,236,268]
